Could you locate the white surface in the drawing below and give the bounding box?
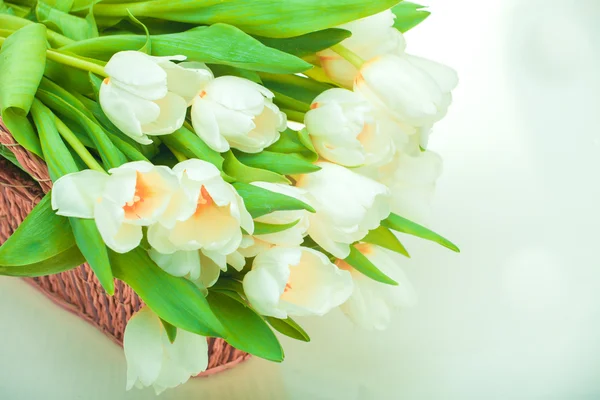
[2,0,600,398]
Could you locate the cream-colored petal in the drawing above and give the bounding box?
[124,307,164,390]
[94,199,143,253]
[105,51,167,100]
[162,61,213,105]
[147,223,179,254]
[191,97,230,152]
[142,92,187,135]
[99,82,155,144]
[243,267,287,318]
[51,170,108,218]
[149,249,201,280]
[204,76,273,112]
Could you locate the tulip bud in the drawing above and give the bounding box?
[296,162,390,259]
[317,10,406,88]
[191,76,287,153]
[305,88,395,167]
[243,246,353,318]
[337,244,416,330]
[99,51,191,144]
[124,307,208,394]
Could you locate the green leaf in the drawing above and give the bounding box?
[0,143,28,174]
[70,0,102,12]
[0,23,47,157]
[36,0,98,41]
[31,99,115,294]
[44,60,94,95]
[256,28,351,57]
[0,193,76,266]
[223,151,290,185]
[253,219,300,236]
[362,226,410,258]
[70,218,114,294]
[265,317,310,342]
[260,73,333,106]
[210,277,244,294]
[160,125,224,170]
[111,248,224,338]
[60,24,311,74]
[126,9,151,54]
[266,128,318,162]
[392,2,431,33]
[95,0,399,38]
[382,213,460,253]
[36,86,128,169]
[0,13,74,47]
[160,318,177,343]
[208,64,261,83]
[207,291,284,362]
[344,245,398,286]
[234,150,320,175]
[233,182,315,218]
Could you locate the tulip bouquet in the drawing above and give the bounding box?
[0,0,459,394]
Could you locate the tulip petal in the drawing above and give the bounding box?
[406,55,458,93]
[162,61,213,105]
[243,267,288,318]
[105,51,167,100]
[149,249,201,280]
[191,97,230,152]
[142,92,187,135]
[94,199,142,253]
[51,170,108,218]
[124,307,164,390]
[99,82,155,144]
[204,76,273,112]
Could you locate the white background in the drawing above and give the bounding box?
[2,0,600,398]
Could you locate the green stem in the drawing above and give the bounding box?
[55,118,105,172]
[166,144,188,163]
[331,44,365,69]
[0,36,106,77]
[46,50,107,77]
[94,2,145,17]
[281,109,305,123]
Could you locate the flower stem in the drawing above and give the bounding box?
[166,144,188,163]
[303,66,339,86]
[46,50,107,77]
[281,109,305,123]
[0,36,106,77]
[331,44,365,69]
[55,118,106,173]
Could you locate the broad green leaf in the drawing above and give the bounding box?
[223,151,290,185]
[44,0,73,11]
[0,0,15,14]
[257,28,351,58]
[60,24,311,74]
[266,128,318,162]
[94,0,399,38]
[31,100,115,294]
[382,213,460,253]
[0,193,75,266]
[36,87,128,169]
[208,64,261,83]
[44,60,94,95]
[0,13,74,47]
[71,0,102,12]
[36,0,98,41]
[234,150,320,175]
[70,218,114,294]
[160,318,177,343]
[271,90,310,114]
[344,245,398,286]
[260,73,333,106]
[0,23,47,156]
[253,219,300,236]
[392,2,430,33]
[265,317,310,342]
[160,125,223,170]
[233,182,315,218]
[0,245,84,276]
[362,226,410,258]
[207,291,284,362]
[111,248,224,338]
[211,277,244,294]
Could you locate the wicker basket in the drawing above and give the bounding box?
[0,120,250,376]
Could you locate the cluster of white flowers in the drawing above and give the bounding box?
[48,9,456,395]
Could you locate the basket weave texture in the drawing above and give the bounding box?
[0,120,250,376]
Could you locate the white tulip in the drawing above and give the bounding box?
[191,76,287,153]
[304,88,395,167]
[148,159,254,269]
[243,246,353,318]
[295,162,390,259]
[317,10,406,88]
[51,162,179,253]
[378,150,443,224]
[250,182,312,246]
[354,53,458,127]
[337,244,416,330]
[124,307,208,394]
[100,51,191,144]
